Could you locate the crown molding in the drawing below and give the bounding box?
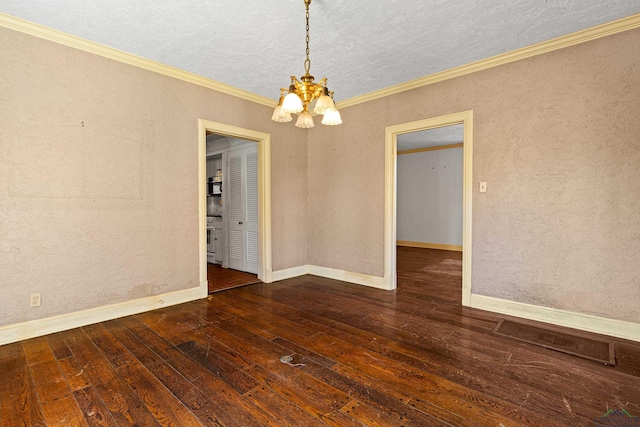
[0,12,276,108]
[336,13,640,110]
[2,11,638,112]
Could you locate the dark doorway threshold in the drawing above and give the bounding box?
[207,263,261,293]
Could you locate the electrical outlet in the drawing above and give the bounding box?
[30,293,41,307]
[479,182,487,193]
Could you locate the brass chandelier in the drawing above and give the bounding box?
[271,0,342,128]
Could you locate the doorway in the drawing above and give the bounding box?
[205,135,260,292]
[384,111,473,306]
[395,124,464,301]
[197,120,272,296]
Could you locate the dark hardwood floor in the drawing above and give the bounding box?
[2,247,639,426]
[208,263,261,293]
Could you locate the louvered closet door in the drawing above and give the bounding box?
[226,145,259,274]
[227,149,244,271]
[244,149,259,274]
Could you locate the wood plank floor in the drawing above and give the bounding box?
[2,247,639,426]
[208,263,261,293]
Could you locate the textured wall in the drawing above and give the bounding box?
[0,27,308,326]
[308,124,385,275]
[308,29,640,322]
[397,148,463,246]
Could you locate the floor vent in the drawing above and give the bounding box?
[492,319,615,365]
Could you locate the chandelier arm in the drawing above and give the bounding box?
[312,80,327,98]
[291,77,304,92]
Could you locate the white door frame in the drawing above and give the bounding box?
[384,111,473,306]
[198,119,272,297]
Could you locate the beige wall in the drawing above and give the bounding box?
[0,26,308,326]
[2,22,639,330]
[308,29,640,323]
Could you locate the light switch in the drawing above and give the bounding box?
[479,182,487,193]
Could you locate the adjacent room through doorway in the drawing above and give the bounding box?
[395,123,464,300]
[205,131,261,293]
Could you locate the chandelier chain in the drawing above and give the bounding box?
[304,0,311,74]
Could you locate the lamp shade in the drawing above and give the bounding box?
[321,109,342,126]
[271,105,292,122]
[313,94,335,114]
[295,110,315,128]
[282,92,304,114]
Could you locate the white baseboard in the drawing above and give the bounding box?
[271,265,310,281]
[0,285,205,346]
[471,294,640,342]
[308,265,387,289]
[0,263,385,346]
[271,264,388,290]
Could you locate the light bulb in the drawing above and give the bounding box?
[295,110,315,128]
[322,109,342,126]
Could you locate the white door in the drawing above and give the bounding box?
[227,145,258,273]
[228,149,244,271]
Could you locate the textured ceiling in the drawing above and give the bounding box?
[1,1,639,103]
[397,125,464,151]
